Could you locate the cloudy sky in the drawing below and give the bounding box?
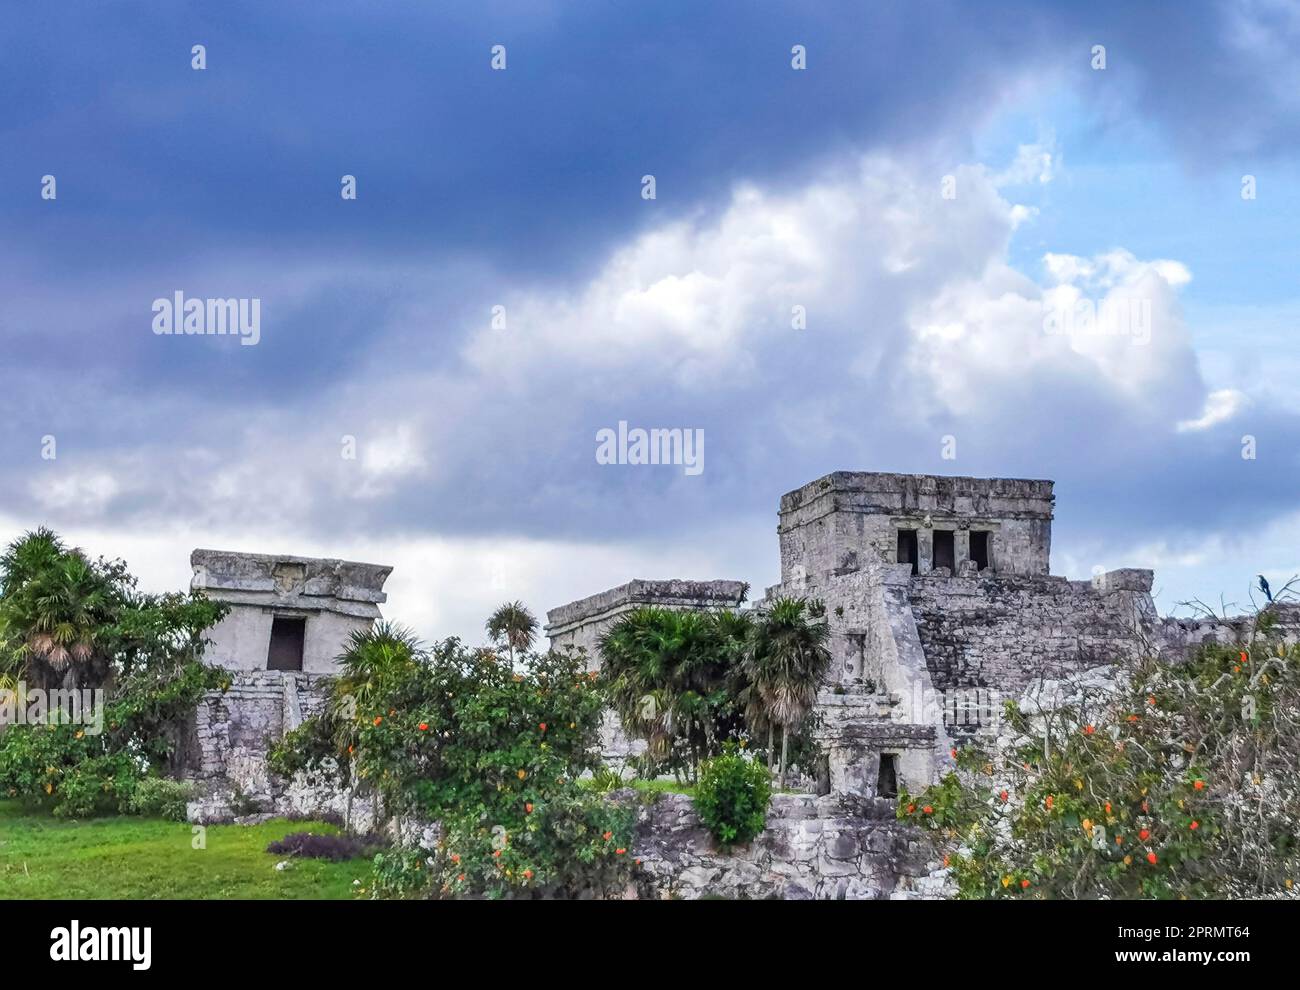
[3,0,1299,641]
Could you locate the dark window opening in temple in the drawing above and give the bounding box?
[267,616,306,671]
[877,753,899,798]
[932,530,955,572]
[969,530,990,571]
[897,529,919,575]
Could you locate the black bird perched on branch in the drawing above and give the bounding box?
[1259,574,1273,602]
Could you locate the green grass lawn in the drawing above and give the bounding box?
[0,800,372,899]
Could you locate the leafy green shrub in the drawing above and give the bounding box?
[272,631,638,899]
[694,747,771,847]
[125,777,195,822]
[0,656,227,817]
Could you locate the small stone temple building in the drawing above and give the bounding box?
[181,549,391,806]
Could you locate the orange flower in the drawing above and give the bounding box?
[373,716,383,726]
[922,805,933,815]
[525,802,533,814]
[1104,802,1112,814]
[1147,695,1156,706]
[450,853,460,863]
[457,873,466,882]
[1127,714,1139,722]
[493,849,502,858]
[603,831,613,841]
[1084,725,1095,735]
[1139,829,1150,841]
[418,722,429,731]
[1044,796,1053,810]
[1193,779,1205,791]
[1020,879,1030,889]
[907,804,916,814]
[517,769,527,780]
[1115,835,1124,845]
[1147,852,1158,865]
[616,848,626,855]
[635,858,642,865]
[522,869,533,880]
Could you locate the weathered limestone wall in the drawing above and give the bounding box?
[777,471,1054,587]
[182,670,332,802]
[630,792,944,900]
[905,568,1157,736]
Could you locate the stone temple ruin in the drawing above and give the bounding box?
[178,471,1298,897]
[182,549,391,812]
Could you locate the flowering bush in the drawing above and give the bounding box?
[694,746,772,847]
[280,632,637,899]
[899,608,1300,899]
[0,655,228,817]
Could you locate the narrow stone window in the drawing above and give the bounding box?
[969,530,990,571]
[876,753,898,798]
[897,528,919,575]
[267,616,306,671]
[932,530,955,572]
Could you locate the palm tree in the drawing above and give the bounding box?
[0,529,117,689]
[332,620,424,735]
[485,601,537,663]
[743,597,831,788]
[599,607,744,782]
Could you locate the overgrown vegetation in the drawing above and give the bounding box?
[899,605,1300,899]
[598,596,829,787]
[0,529,229,817]
[275,624,636,899]
[694,746,772,847]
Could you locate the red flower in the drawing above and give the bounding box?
[1193,780,1205,791]
[418,722,428,731]
[616,848,626,855]
[1044,796,1053,810]
[525,802,533,814]
[493,849,502,857]
[907,804,916,814]
[450,853,460,864]
[1189,820,1199,830]
[950,748,958,759]
[1104,802,1112,814]
[522,869,533,880]
[1138,829,1150,841]
[539,722,547,732]
[1147,852,1158,865]
[603,831,613,841]
[922,805,933,815]
[1020,879,1030,889]
[1084,724,1095,735]
[373,716,383,726]
[999,791,1009,802]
